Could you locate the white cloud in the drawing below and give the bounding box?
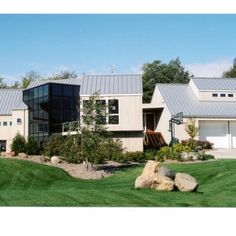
[186,59,233,77]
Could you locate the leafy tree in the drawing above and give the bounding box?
[10,81,21,88]
[223,58,236,78]
[80,93,111,168]
[185,118,199,150]
[11,132,27,155]
[0,77,7,88]
[47,71,78,80]
[21,70,41,89]
[142,57,191,103]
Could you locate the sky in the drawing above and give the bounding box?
[0,14,236,84]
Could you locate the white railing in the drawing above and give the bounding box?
[62,121,80,136]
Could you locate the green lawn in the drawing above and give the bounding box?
[0,158,236,206]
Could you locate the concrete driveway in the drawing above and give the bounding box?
[205,149,236,159]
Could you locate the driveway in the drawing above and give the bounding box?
[205,149,236,159]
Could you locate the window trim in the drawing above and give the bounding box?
[212,93,218,97]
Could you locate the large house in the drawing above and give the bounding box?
[0,75,143,152]
[1,75,236,153]
[146,77,236,149]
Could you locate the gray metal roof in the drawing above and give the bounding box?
[192,77,236,91]
[156,83,236,118]
[27,74,142,95]
[0,89,27,115]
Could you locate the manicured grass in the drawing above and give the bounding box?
[0,158,236,206]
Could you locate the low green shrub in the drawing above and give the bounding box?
[199,154,215,160]
[144,149,157,160]
[11,132,26,155]
[181,139,214,150]
[26,138,39,155]
[43,135,65,157]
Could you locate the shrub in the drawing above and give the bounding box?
[43,135,65,157]
[199,154,215,160]
[11,132,26,155]
[173,143,191,154]
[61,135,82,163]
[124,151,145,163]
[26,138,39,155]
[181,139,214,150]
[144,149,157,160]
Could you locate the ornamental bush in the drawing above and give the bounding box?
[26,138,39,155]
[11,132,26,155]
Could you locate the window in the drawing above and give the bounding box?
[10,121,12,126]
[108,99,119,124]
[3,121,7,126]
[228,94,234,97]
[96,100,106,125]
[0,122,1,126]
[220,93,226,97]
[17,118,22,125]
[212,93,218,97]
[108,99,119,114]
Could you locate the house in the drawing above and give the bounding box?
[22,74,143,152]
[0,89,28,152]
[145,77,236,149]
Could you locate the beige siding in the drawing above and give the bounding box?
[0,109,28,152]
[112,131,144,152]
[198,91,236,101]
[81,95,143,132]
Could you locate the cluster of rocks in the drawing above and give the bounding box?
[135,160,198,192]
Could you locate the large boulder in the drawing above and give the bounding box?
[175,173,198,192]
[158,166,175,180]
[141,160,160,178]
[134,161,160,189]
[151,173,175,191]
[51,156,61,164]
[18,153,28,158]
[135,175,153,189]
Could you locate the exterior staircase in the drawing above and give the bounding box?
[144,131,166,149]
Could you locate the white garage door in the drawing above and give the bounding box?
[230,122,236,148]
[199,121,229,148]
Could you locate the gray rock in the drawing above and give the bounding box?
[51,156,61,164]
[18,153,28,158]
[175,173,198,192]
[142,160,160,178]
[135,175,152,189]
[159,166,175,180]
[151,173,175,191]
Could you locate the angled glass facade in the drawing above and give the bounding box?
[23,83,80,149]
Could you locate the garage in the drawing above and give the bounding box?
[199,121,229,148]
[230,122,236,148]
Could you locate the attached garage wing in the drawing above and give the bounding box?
[199,121,229,149]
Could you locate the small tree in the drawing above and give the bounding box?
[80,93,110,168]
[185,119,199,150]
[11,132,27,155]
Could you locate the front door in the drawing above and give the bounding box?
[146,114,155,132]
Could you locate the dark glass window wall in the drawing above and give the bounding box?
[23,83,80,149]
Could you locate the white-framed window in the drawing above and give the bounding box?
[9,121,12,126]
[17,118,22,125]
[82,98,119,125]
[3,121,7,126]
[228,94,234,97]
[220,93,226,97]
[108,99,119,125]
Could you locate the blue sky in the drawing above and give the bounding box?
[0,14,236,83]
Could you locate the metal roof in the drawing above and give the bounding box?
[156,83,236,118]
[192,77,236,91]
[27,74,143,95]
[0,89,27,115]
